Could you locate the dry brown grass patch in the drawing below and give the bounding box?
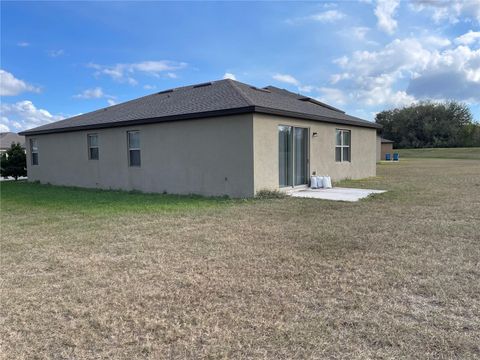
[1,158,479,358]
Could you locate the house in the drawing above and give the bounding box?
[19,79,381,198]
[0,132,26,155]
[376,137,394,161]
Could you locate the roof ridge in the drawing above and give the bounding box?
[225,79,255,107]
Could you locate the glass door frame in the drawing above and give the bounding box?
[278,125,310,188]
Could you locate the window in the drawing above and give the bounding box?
[30,138,39,165]
[88,134,99,160]
[127,131,141,167]
[335,129,351,162]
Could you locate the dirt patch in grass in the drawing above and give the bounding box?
[1,159,479,358]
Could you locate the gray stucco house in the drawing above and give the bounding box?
[20,79,381,197]
[0,132,25,154]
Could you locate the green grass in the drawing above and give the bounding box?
[396,147,480,160]
[0,181,235,216]
[1,159,480,359]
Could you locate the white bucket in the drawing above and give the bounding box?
[323,176,332,189]
[316,176,324,188]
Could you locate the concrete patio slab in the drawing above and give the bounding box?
[289,187,386,202]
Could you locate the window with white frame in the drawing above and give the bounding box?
[127,131,141,167]
[88,134,99,160]
[335,129,351,162]
[30,138,39,165]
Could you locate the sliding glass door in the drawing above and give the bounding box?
[279,126,308,187]
[279,126,293,187]
[294,127,308,186]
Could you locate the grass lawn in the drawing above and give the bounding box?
[396,147,480,160]
[1,158,479,359]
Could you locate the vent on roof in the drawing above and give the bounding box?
[298,97,345,113]
[157,89,174,94]
[250,86,270,93]
[193,82,212,88]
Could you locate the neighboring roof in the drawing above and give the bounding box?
[0,132,25,149]
[381,138,394,143]
[20,79,381,135]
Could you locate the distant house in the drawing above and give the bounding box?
[0,132,25,155]
[376,137,394,161]
[20,79,381,197]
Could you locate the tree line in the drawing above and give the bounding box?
[375,101,480,149]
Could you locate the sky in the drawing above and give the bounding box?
[1,0,480,133]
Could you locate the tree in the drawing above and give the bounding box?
[0,143,27,180]
[375,101,480,148]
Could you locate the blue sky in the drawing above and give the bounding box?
[1,1,479,132]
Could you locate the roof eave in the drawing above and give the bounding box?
[20,105,381,136]
[253,106,382,129]
[19,106,256,136]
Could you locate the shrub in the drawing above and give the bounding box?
[0,143,27,180]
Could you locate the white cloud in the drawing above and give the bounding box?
[333,56,349,67]
[0,123,10,132]
[0,69,40,96]
[407,45,480,101]
[330,36,480,106]
[322,3,338,9]
[310,10,346,23]
[287,9,346,24]
[223,72,237,80]
[329,71,416,108]
[410,0,480,24]
[318,87,348,105]
[374,0,400,34]
[47,49,65,58]
[273,73,300,86]
[352,27,370,40]
[298,85,314,93]
[143,84,156,90]
[0,101,65,132]
[330,72,351,84]
[88,60,187,85]
[272,73,317,94]
[359,79,416,107]
[455,30,480,45]
[17,42,30,47]
[422,35,451,48]
[333,38,432,79]
[73,87,116,106]
[74,87,105,99]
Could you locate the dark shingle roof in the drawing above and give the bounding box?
[20,79,381,135]
[0,132,25,149]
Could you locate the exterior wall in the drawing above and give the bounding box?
[381,143,394,160]
[25,114,254,198]
[253,113,377,193]
[376,135,382,162]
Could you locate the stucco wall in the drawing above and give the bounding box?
[26,114,254,198]
[253,113,377,193]
[381,143,394,160]
[376,135,382,162]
